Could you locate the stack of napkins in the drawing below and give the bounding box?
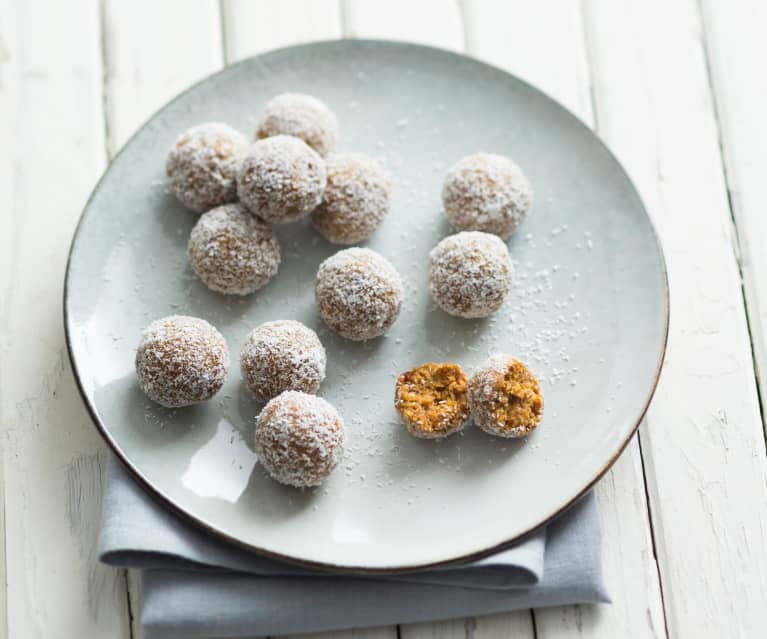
[99,456,608,638]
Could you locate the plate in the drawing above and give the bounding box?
[65,40,668,572]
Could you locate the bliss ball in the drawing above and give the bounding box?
[187,203,281,295]
[256,93,338,157]
[255,391,345,487]
[240,320,326,402]
[395,362,470,439]
[135,315,229,408]
[428,231,513,319]
[315,247,403,341]
[311,153,392,245]
[442,152,533,238]
[166,123,248,213]
[237,135,327,224]
[468,355,543,438]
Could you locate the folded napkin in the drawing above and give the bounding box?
[100,456,608,638]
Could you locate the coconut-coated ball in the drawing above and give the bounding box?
[256,93,338,157]
[315,248,403,341]
[187,204,281,295]
[468,354,544,438]
[428,231,513,318]
[135,315,229,408]
[166,123,248,213]
[311,153,392,245]
[240,320,327,402]
[255,391,345,487]
[237,135,327,224]
[442,152,533,238]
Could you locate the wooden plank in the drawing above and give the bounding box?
[222,0,342,63]
[102,0,223,153]
[462,2,667,637]
[0,3,12,635]
[534,444,667,639]
[700,0,767,430]
[584,0,767,636]
[0,0,130,636]
[344,1,523,636]
[343,0,464,50]
[402,613,534,639]
[288,627,396,639]
[462,0,592,120]
[222,3,383,635]
[100,1,225,636]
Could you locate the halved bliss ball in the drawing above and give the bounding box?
[468,354,544,438]
[395,362,470,439]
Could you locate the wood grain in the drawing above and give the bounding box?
[401,613,534,639]
[584,0,767,636]
[99,1,227,636]
[102,0,223,154]
[4,1,767,637]
[460,2,667,636]
[700,0,767,432]
[222,0,342,63]
[344,0,464,49]
[0,0,130,636]
[222,5,393,639]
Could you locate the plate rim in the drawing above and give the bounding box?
[63,38,670,574]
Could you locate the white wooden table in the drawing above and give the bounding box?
[3,1,767,637]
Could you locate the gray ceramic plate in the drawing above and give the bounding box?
[65,41,668,572]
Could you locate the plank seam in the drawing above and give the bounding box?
[696,0,767,442]
[578,2,670,635]
[123,570,135,639]
[456,0,473,54]
[339,0,353,38]
[98,0,115,160]
[2,474,7,639]
[99,3,134,635]
[218,0,231,66]
[635,437,671,638]
[577,0,600,132]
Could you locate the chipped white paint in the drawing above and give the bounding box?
[0,0,131,635]
[3,1,767,638]
[699,0,767,432]
[584,0,767,637]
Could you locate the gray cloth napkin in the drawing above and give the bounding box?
[99,456,607,638]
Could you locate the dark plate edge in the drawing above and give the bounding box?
[63,38,670,575]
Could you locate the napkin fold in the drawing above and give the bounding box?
[100,456,607,638]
